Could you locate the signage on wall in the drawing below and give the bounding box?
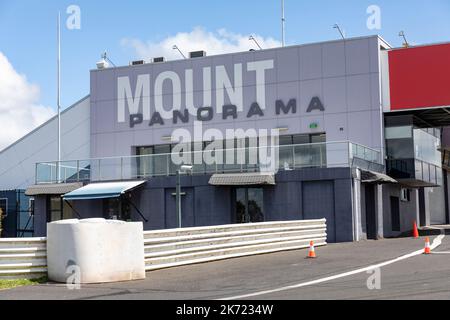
[389,43,450,111]
[114,59,325,128]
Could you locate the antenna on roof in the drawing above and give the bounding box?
[281,0,286,47]
[333,24,345,39]
[399,31,409,48]
[57,12,61,183]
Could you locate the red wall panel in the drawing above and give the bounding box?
[389,43,450,111]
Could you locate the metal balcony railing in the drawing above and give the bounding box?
[35,141,382,184]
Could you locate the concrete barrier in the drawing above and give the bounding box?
[47,219,146,284]
[0,219,327,279]
[144,219,327,271]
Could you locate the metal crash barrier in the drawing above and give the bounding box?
[0,219,327,281]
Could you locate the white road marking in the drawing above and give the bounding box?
[219,235,445,300]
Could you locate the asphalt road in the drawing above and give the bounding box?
[0,235,449,300]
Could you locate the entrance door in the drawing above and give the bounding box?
[235,188,264,223]
[390,196,401,232]
[302,181,336,242]
[365,185,377,240]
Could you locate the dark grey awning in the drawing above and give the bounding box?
[209,173,276,186]
[25,183,84,196]
[361,170,398,184]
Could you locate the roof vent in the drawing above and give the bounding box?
[189,51,207,58]
[130,60,145,66]
[153,57,165,63]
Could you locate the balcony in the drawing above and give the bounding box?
[385,126,443,187]
[35,141,382,184]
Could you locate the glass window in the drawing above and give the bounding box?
[103,198,131,221]
[292,134,310,145]
[311,134,326,144]
[236,189,247,223]
[279,136,293,146]
[62,201,74,220]
[386,139,414,159]
[385,126,412,139]
[104,198,121,220]
[0,199,7,217]
[48,196,73,222]
[413,129,441,167]
[235,188,264,224]
[137,146,154,178]
[153,145,171,176]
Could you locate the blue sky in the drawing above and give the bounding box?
[1,0,450,111]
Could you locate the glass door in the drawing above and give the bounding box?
[235,188,264,223]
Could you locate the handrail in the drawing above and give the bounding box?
[35,141,382,184]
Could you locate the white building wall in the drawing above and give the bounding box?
[0,96,90,190]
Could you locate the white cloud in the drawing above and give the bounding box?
[121,27,281,61]
[0,52,55,151]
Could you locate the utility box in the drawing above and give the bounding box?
[47,219,145,284]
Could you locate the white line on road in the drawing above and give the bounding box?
[219,235,445,300]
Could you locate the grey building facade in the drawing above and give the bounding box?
[18,35,448,242]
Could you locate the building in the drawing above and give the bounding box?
[1,35,449,242]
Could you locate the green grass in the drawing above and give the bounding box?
[0,277,47,290]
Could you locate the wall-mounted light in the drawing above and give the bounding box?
[161,135,174,142]
[276,127,289,132]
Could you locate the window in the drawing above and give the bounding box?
[47,196,74,222]
[400,189,411,202]
[0,199,6,237]
[390,196,401,232]
[29,198,35,216]
[235,188,264,223]
[103,197,131,221]
[0,199,7,218]
[136,144,172,177]
[135,134,327,175]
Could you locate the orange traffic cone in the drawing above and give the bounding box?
[413,221,419,239]
[424,237,431,255]
[307,241,317,259]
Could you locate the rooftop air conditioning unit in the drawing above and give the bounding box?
[130,60,145,66]
[153,57,165,63]
[189,51,207,58]
[96,59,109,70]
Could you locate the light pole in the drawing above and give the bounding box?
[176,165,193,228]
[399,31,409,48]
[172,45,187,59]
[249,35,263,50]
[333,24,345,40]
